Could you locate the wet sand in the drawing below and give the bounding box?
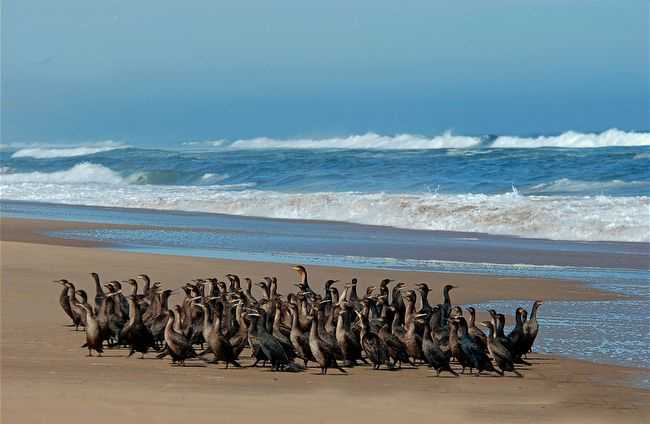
[1,217,649,423]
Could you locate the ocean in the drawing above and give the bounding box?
[1,128,649,242]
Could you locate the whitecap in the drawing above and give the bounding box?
[0,162,125,184]
[527,178,649,194]
[491,129,650,148]
[10,141,129,159]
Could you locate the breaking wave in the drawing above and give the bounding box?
[0,181,647,242]
[491,129,650,148]
[9,141,129,159]
[228,131,482,149]
[0,163,255,188]
[0,162,126,184]
[180,129,649,150]
[527,178,649,194]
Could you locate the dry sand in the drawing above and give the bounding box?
[1,217,649,423]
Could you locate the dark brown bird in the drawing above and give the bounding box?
[481,321,522,377]
[54,279,75,325]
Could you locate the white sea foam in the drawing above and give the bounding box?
[527,178,649,194]
[10,141,129,159]
[228,131,482,149]
[1,180,647,242]
[200,173,230,182]
[0,162,126,184]
[182,140,227,148]
[178,129,650,150]
[491,129,650,148]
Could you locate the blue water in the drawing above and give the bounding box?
[1,130,649,242]
[463,299,650,387]
[3,143,649,195]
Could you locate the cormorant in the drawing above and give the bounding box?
[507,307,528,359]
[441,284,458,320]
[90,272,104,315]
[377,315,413,368]
[249,309,301,371]
[415,283,433,315]
[466,307,487,350]
[120,294,157,358]
[356,310,392,370]
[523,300,544,354]
[496,313,531,366]
[195,301,241,368]
[64,281,85,331]
[308,311,347,374]
[79,304,103,357]
[74,289,91,328]
[54,279,75,325]
[456,317,501,376]
[481,321,522,377]
[163,309,201,366]
[449,319,471,374]
[403,291,424,361]
[419,312,457,376]
[288,303,315,366]
[335,306,365,366]
[292,265,315,295]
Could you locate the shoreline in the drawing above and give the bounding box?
[3,200,649,272]
[0,217,631,303]
[2,217,649,422]
[5,198,650,249]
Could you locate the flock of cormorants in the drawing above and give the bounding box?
[55,265,544,377]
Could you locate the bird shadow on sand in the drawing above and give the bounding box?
[87,354,123,358]
[311,372,349,376]
[172,363,207,368]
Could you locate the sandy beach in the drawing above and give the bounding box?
[1,217,648,423]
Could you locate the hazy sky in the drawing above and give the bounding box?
[2,0,648,146]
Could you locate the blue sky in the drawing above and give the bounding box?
[2,0,648,146]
